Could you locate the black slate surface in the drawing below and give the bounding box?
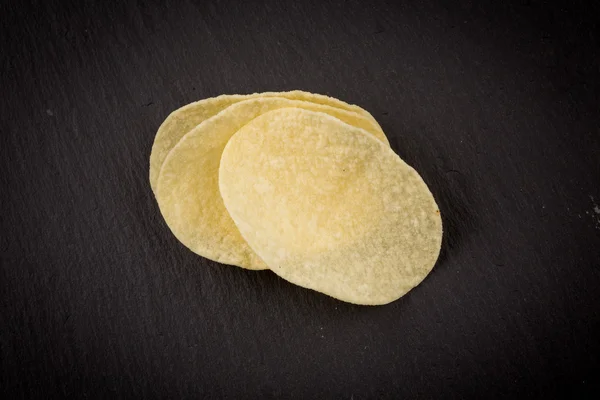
[1,0,599,398]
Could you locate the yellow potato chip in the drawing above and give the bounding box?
[156,98,389,270]
[149,91,385,192]
[219,108,442,304]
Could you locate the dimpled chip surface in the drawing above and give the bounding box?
[219,107,442,304]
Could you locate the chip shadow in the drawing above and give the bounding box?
[430,162,477,268]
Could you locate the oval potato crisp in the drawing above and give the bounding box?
[149,91,385,192]
[156,98,389,270]
[219,108,442,304]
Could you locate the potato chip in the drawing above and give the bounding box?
[219,108,442,304]
[156,98,389,270]
[149,91,385,192]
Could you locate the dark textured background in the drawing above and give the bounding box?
[1,0,599,398]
